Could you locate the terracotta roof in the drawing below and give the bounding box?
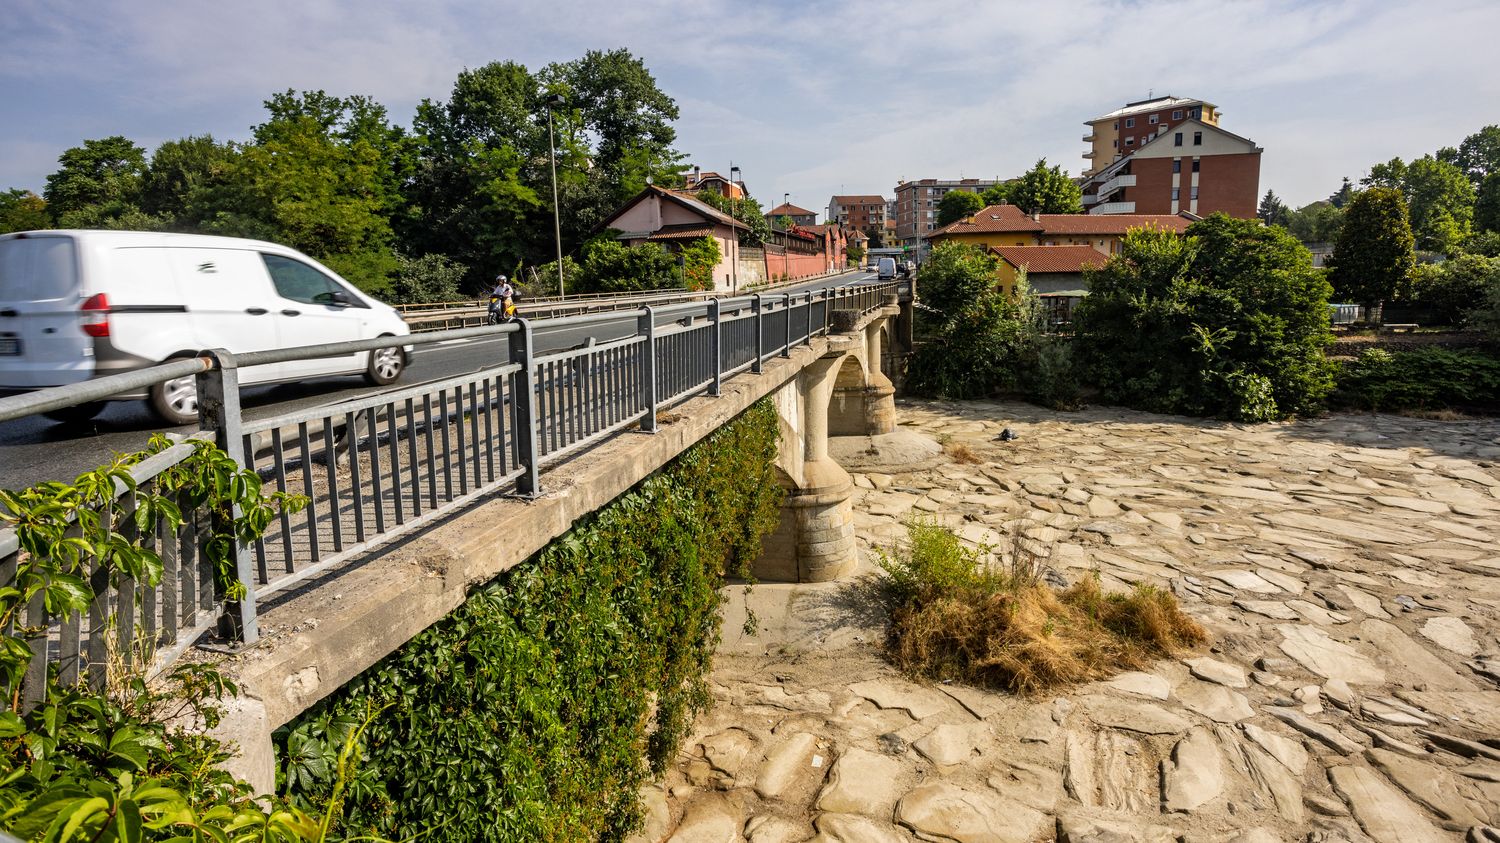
[925,204,1194,239]
[990,245,1109,274]
[768,202,816,217]
[647,223,716,241]
[831,195,886,205]
[1039,213,1192,235]
[925,205,1043,237]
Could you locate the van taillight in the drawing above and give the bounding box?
[81,293,110,337]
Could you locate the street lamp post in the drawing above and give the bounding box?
[545,93,566,298]
[729,165,741,294]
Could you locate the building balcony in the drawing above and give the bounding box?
[1082,133,1096,142]
[1082,150,1096,158]
[1082,193,1099,206]
[1092,201,1137,215]
[1096,173,1136,198]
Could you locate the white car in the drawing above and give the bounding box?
[0,230,410,424]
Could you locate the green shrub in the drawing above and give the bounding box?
[1073,214,1334,420]
[277,401,785,842]
[1403,255,1500,325]
[388,252,467,304]
[1333,347,1500,411]
[907,242,1031,399]
[575,235,682,294]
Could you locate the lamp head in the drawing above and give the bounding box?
[545,93,566,109]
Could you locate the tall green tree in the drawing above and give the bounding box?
[1362,155,1474,252]
[1438,125,1500,187]
[906,241,1028,398]
[980,182,1012,206]
[1281,201,1343,244]
[1328,177,1354,209]
[1007,159,1083,214]
[1258,190,1289,226]
[1327,187,1415,309]
[693,189,769,246]
[1473,172,1500,234]
[141,135,237,222]
[1074,215,1333,420]
[198,91,407,293]
[42,136,148,227]
[0,189,49,233]
[935,190,984,227]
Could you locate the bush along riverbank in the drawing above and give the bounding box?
[274,400,785,842]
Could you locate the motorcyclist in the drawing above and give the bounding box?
[489,274,517,322]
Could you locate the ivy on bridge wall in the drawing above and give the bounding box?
[276,399,785,842]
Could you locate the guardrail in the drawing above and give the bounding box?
[0,280,906,707]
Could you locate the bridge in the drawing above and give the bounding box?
[0,272,915,791]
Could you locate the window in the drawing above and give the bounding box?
[1171,188,1180,201]
[1174,132,1183,147]
[1125,117,1136,128]
[1192,159,1200,173]
[1172,109,1183,120]
[1193,131,1203,146]
[1172,159,1181,173]
[262,254,364,307]
[1112,139,1118,148]
[1113,122,1119,130]
[1125,136,1135,145]
[1190,107,1201,118]
[1148,114,1159,124]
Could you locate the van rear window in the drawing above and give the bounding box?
[0,237,79,302]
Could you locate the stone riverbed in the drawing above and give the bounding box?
[631,398,1500,843]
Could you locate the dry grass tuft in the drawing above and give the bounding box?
[877,520,1206,695]
[943,441,981,464]
[1401,407,1471,421]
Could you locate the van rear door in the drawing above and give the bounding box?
[0,234,92,389]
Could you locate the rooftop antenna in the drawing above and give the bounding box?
[1148,87,1154,98]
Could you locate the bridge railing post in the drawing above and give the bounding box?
[752,294,763,374]
[638,307,658,433]
[782,293,792,357]
[507,320,541,497]
[804,292,813,346]
[709,298,722,396]
[196,349,259,645]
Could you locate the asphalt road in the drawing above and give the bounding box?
[0,270,880,489]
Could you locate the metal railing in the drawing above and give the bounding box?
[0,280,905,705]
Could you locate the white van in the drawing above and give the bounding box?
[0,230,411,424]
[877,256,897,279]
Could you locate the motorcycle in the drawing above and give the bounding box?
[487,293,518,325]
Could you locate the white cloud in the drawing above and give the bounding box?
[2,0,1497,209]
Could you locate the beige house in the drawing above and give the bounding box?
[600,185,749,292]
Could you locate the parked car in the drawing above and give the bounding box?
[877,257,898,280]
[0,230,411,425]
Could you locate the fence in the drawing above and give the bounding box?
[0,281,904,708]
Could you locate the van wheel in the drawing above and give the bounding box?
[42,401,106,425]
[365,341,404,386]
[150,365,200,426]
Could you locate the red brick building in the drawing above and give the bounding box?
[826,195,888,234]
[1082,96,1221,178]
[1082,120,1261,219]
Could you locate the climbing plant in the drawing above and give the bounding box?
[0,436,340,841]
[276,399,785,842]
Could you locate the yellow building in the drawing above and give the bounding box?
[924,204,1193,256]
[1083,95,1221,177]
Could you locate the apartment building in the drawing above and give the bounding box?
[765,202,817,228]
[826,195,888,233]
[892,178,998,248]
[1082,96,1221,178]
[1083,120,1262,218]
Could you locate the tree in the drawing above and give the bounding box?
[906,242,1029,398]
[1404,155,1474,252]
[0,189,49,233]
[388,252,467,304]
[776,214,795,231]
[141,135,237,222]
[1007,159,1083,214]
[1281,201,1343,244]
[198,90,407,294]
[694,189,770,246]
[1073,215,1333,420]
[1439,125,1500,187]
[980,182,1012,206]
[1474,172,1500,234]
[1363,157,1409,192]
[846,242,865,266]
[42,136,148,227]
[863,224,885,249]
[1327,187,1415,310]
[935,190,984,227]
[678,236,721,291]
[1328,177,1354,209]
[1258,190,1289,226]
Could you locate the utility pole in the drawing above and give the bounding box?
[546,93,566,297]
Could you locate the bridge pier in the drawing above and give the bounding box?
[757,332,860,583]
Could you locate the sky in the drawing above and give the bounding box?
[3,0,1499,216]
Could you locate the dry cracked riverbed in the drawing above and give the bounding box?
[630,399,1500,843]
